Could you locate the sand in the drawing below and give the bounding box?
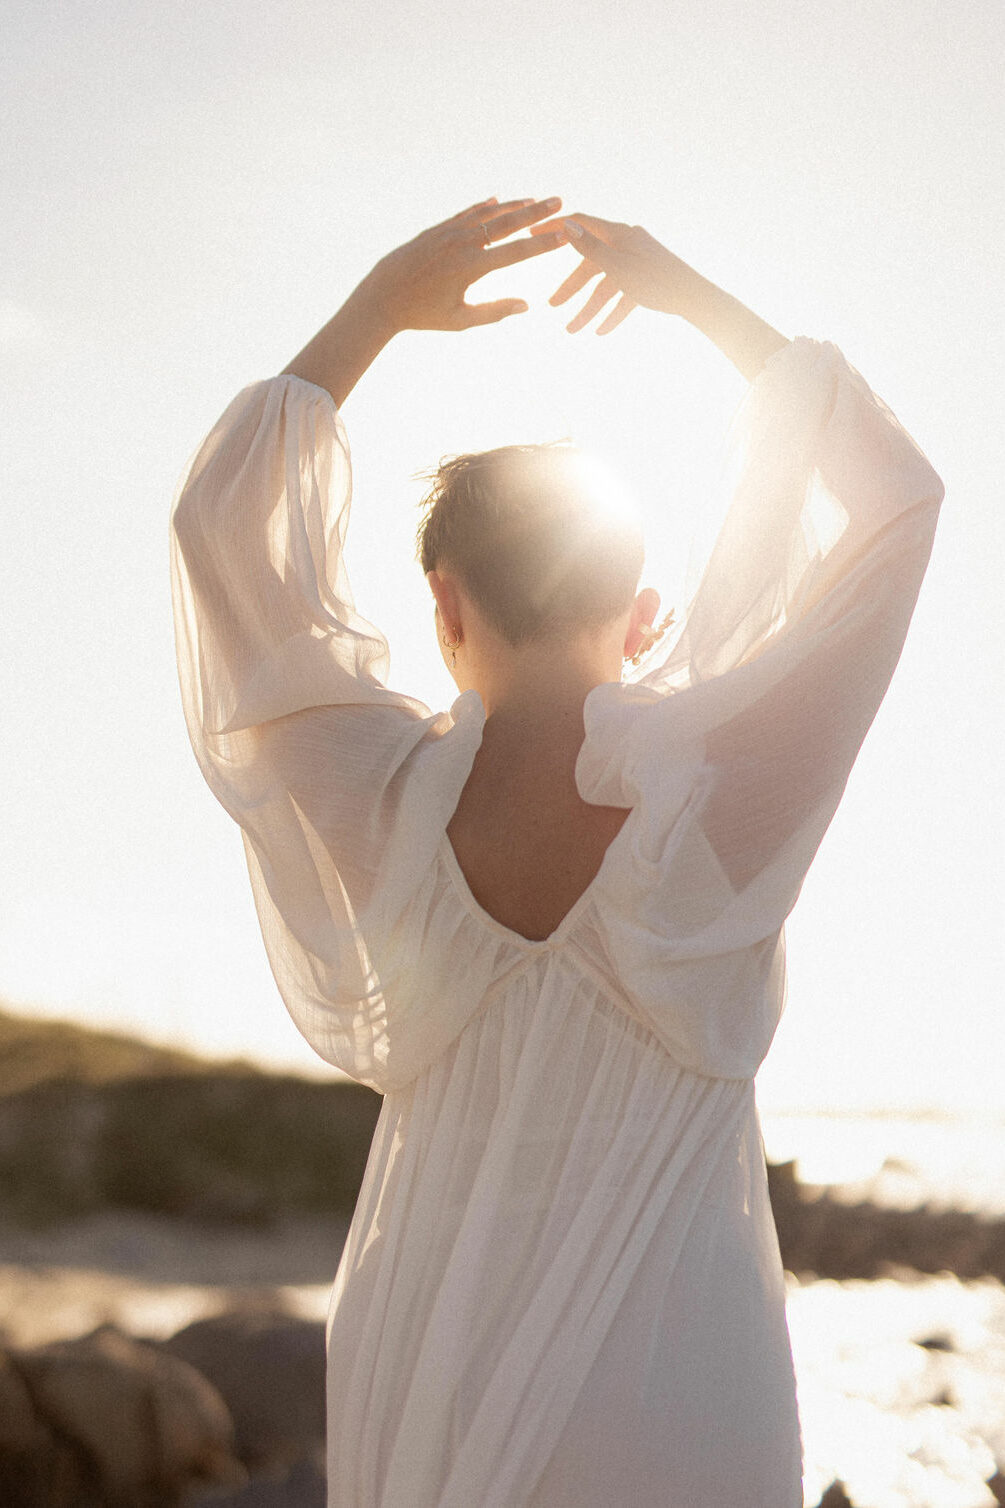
[0,1209,346,1348]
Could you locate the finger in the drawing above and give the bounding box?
[566,274,620,334]
[548,260,600,307]
[595,295,638,335]
[450,197,499,221]
[482,229,566,272]
[425,198,499,237]
[460,198,531,233]
[530,211,621,238]
[460,299,530,327]
[562,212,624,236]
[483,196,562,241]
[563,222,633,282]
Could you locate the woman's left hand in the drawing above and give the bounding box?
[363,197,568,334]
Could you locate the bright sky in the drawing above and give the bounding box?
[2,0,1002,1114]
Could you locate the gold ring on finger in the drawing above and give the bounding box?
[479,222,492,246]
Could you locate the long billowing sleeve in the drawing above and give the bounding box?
[171,375,415,741]
[577,339,944,1076]
[648,337,943,691]
[170,376,470,1090]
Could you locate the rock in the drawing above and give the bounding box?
[918,1331,955,1351]
[160,1311,326,1475]
[816,1482,855,1508]
[0,1346,50,1454]
[11,1323,246,1505]
[766,1168,1005,1283]
[186,1457,326,1507]
[0,1347,89,1507]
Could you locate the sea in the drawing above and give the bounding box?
[757,1111,1005,1507]
[760,1109,1005,1218]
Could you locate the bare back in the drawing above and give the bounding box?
[446,710,630,943]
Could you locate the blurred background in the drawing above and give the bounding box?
[2,1,1004,1503]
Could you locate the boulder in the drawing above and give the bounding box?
[816,1484,855,1508]
[159,1311,326,1475]
[186,1457,326,1506]
[10,1323,246,1505]
[0,1347,88,1507]
[0,1346,50,1454]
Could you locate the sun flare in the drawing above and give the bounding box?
[561,446,642,536]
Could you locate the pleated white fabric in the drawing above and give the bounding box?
[170,339,943,1507]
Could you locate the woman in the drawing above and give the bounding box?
[170,196,943,1507]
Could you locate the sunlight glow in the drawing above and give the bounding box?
[562,446,643,536]
[1,0,997,1122]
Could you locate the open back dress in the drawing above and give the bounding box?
[170,339,943,1507]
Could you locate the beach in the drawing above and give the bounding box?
[3,1008,1005,1507]
[5,1212,1005,1507]
[0,1209,342,1350]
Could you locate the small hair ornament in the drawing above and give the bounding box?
[626,609,676,668]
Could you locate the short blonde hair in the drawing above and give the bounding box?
[416,443,644,645]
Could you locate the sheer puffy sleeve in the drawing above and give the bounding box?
[170,375,418,738]
[647,337,943,693]
[580,338,944,987]
[170,375,466,1091]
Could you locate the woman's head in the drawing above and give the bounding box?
[417,442,646,647]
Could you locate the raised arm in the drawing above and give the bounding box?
[536,214,943,941]
[172,195,567,739]
[169,198,565,1089]
[531,212,788,381]
[283,197,567,407]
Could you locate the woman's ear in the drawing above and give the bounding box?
[623,586,661,660]
[426,570,463,643]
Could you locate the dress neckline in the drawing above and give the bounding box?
[437,811,635,952]
[436,685,641,949]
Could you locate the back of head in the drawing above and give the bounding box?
[417,443,644,646]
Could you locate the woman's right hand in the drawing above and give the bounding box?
[283,196,567,406]
[530,213,705,335]
[364,196,568,335]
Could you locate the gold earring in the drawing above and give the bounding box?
[442,627,462,668]
[627,609,675,668]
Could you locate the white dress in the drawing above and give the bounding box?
[170,339,943,1507]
